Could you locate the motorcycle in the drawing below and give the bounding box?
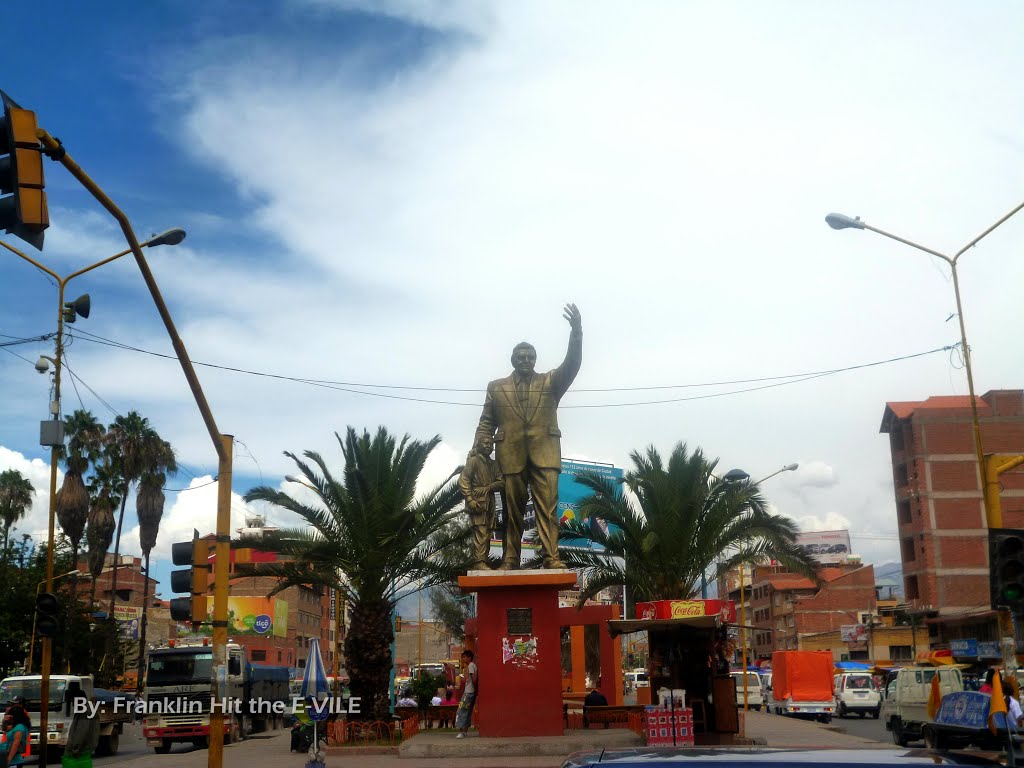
[290,720,328,754]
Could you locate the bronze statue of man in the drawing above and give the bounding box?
[475,304,582,569]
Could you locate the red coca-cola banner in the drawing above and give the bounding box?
[634,599,736,623]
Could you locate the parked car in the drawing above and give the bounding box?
[730,671,764,711]
[834,672,881,718]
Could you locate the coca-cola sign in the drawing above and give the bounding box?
[634,599,736,623]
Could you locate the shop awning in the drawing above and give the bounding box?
[607,615,721,637]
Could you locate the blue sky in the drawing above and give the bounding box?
[3,0,1024,603]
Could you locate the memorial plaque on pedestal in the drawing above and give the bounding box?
[507,607,533,635]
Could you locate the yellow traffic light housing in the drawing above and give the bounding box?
[170,529,209,625]
[0,91,47,249]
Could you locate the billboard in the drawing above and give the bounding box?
[796,530,852,565]
[556,459,624,551]
[840,624,867,644]
[489,458,625,554]
[194,597,288,638]
[114,605,142,639]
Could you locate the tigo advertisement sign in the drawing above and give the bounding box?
[194,597,288,637]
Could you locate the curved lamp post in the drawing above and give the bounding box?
[1,228,185,765]
[825,203,1024,528]
[723,462,799,718]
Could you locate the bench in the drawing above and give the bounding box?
[394,705,459,728]
[582,704,647,729]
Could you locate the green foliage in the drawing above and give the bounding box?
[411,673,444,710]
[429,586,471,645]
[242,426,465,720]
[558,442,818,606]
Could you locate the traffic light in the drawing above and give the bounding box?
[989,528,1024,613]
[395,614,402,632]
[169,529,209,624]
[0,91,47,250]
[35,591,59,638]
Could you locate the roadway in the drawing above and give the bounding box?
[21,723,293,766]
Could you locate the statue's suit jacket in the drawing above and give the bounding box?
[476,330,582,475]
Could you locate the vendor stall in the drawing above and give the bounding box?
[608,611,742,744]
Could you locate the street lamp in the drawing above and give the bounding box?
[2,228,185,768]
[824,203,1024,528]
[722,463,798,718]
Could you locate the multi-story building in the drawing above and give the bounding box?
[84,553,159,614]
[880,389,1024,614]
[748,562,876,660]
[189,518,339,675]
[880,389,1024,658]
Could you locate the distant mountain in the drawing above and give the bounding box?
[873,561,903,599]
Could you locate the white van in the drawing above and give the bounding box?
[833,672,881,718]
[730,671,764,711]
[625,670,649,689]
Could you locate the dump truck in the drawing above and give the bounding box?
[0,674,131,760]
[767,650,835,723]
[142,639,290,753]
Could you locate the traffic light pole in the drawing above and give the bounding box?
[35,129,234,768]
[210,435,233,767]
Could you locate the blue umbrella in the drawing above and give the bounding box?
[300,638,330,758]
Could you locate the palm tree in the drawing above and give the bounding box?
[56,410,106,603]
[105,411,163,619]
[0,469,35,573]
[135,439,176,686]
[558,443,817,608]
[242,427,465,721]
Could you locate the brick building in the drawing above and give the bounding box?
[879,390,1024,615]
[192,531,338,674]
[84,553,159,614]
[748,562,877,660]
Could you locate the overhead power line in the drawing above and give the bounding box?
[61,326,956,409]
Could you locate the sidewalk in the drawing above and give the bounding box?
[96,711,891,768]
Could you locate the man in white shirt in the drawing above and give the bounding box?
[455,650,478,738]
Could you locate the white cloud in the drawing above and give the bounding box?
[7,1,1024,590]
[122,476,253,563]
[797,511,852,533]
[0,447,60,541]
[790,461,839,489]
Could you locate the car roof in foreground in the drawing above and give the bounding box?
[561,747,1005,768]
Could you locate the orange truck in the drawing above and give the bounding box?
[766,651,836,723]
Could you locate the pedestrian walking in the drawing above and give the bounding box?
[455,649,478,738]
[0,706,30,768]
[62,689,100,768]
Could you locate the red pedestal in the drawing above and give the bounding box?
[459,570,576,737]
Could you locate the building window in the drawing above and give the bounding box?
[849,650,869,660]
[896,464,909,488]
[889,645,912,662]
[278,651,282,662]
[251,650,267,662]
[906,575,920,600]
[298,659,306,668]
[901,537,916,562]
[898,500,912,526]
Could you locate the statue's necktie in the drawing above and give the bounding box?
[517,376,530,411]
